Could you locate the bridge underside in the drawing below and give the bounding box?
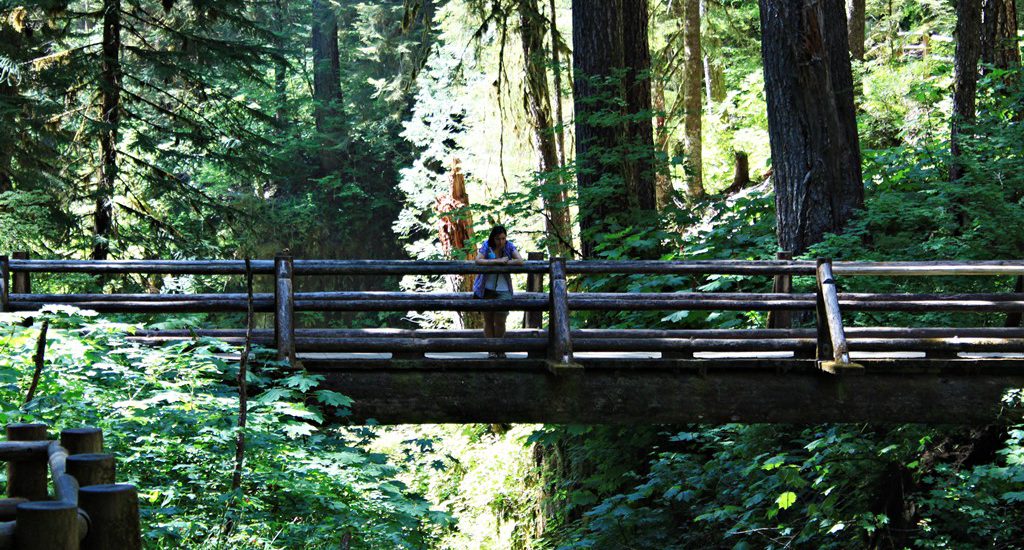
[302,357,1024,424]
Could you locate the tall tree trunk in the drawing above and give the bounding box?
[981,0,1020,70]
[274,0,288,129]
[572,0,622,259]
[653,79,673,209]
[846,0,866,60]
[548,0,568,170]
[951,0,982,182]
[311,0,343,176]
[621,0,657,212]
[682,0,703,198]
[95,0,121,260]
[519,0,572,256]
[572,0,656,257]
[759,0,864,254]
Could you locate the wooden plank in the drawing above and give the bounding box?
[8,259,275,275]
[10,301,274,313]
[566,260,816,275]
[295,337,547,352]
[293,297,549,311]
[306,358,1024,424]
[291,260,548,275]
[833,261,1024,276]
[817,259,861,374]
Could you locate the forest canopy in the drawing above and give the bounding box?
[1,0,1024,548]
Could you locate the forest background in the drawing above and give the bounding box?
[1,0,1024,548]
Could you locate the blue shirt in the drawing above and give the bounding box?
[473,240,518,298]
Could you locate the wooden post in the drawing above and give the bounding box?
[1006,275,1023,327]
[79,484,142,550]
[768,251,793,329]
[7,424,49,501]
[547,258,576,372]
[0,255,9,313]
[525,252,545,359]
[274,254,296,365]
[15,501,79,550]
[12,251,30,294]
[60,428,103,455]
[816,259,863,374]
[815,259,832,362]
[67,454,116,487]
[524,252,545,329]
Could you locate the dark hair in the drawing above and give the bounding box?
[487,225,508,250]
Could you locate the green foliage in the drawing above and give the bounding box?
[547,425,1024,549]
[0,310,447,548]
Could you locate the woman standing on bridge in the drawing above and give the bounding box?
[474,225,523,358]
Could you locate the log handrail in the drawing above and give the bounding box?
[13,257,1024,277]
[9,251,1024,367]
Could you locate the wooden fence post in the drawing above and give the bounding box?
[0,255,9,313]
[60,428,103,455]
[274,254,296,365]
[79,484,142,550]
[816,259,862,374]
[548,258,576,371]
[524,252,545,329]
[1006,275,1023,327]
[67,454,116,487]
[12,251,30,294]
[768,251,793,329]
[7,424,49,501]
[15,501,79,550]
[814,258,834,363]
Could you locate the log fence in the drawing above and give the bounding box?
[0,423,140,550]
[6,252,1024,374]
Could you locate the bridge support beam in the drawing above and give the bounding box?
[305,358,1024,424]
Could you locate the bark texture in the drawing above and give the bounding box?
[311,0,344,175]
[759,0,864,254]
[518,0,573,256]
[846,0,866,60]
[981,0,1020,70]
[681,0,703,198]
[572,0,656,257]
[951,0,982,183]
[95,0,121,260]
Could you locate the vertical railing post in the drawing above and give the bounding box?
[6,423,49,501]
[0,255,9,313]
[816,258,862,374]
[548,258,574,370]
[274,254,296,365]
[768,251,793,329]
[12,251,30,294]
[79,484,142,550]
[524,252,545,329]
[15,501,79,550]
[814,258,833,363]
[1006,275,1023,327]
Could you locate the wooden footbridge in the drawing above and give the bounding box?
[4,253,1024,425]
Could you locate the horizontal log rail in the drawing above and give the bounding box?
[7,252,1024,371]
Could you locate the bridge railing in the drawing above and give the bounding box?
[5,253,1024,373]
